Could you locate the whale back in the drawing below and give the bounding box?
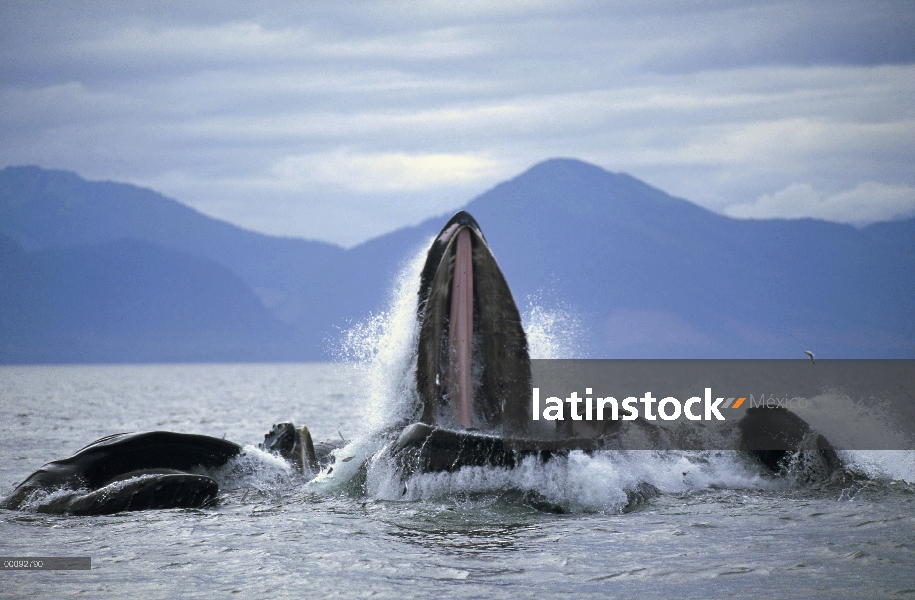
[0,431,240,511]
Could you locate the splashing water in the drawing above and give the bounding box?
[789,392,915,482]
[841,450,915,482]
[314,245,751,512]
[364,449,775,514]
[335,243,429,435]
[212,446,302,497]
[309,242,432,495]
[522,295,584,359]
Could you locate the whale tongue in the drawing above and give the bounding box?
[446,227,474,428]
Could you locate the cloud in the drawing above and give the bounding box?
[645,1,915,73]
[74,22,490,67]
[1,1,913,244]
[273,150,502,193]
[724,182,915,224]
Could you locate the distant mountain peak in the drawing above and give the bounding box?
[512,158,627,189]
[1,165,85,207]
[465,157,716,227]
[524,157,616,175]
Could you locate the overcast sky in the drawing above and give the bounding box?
[2,1,913,246]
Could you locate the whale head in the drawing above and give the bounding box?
[415,211,532,436]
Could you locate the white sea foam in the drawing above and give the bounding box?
[16,487,83,513]
[211,445,300,497]
[363,447,772,513]
[790,392,914,482]
[522,294,583,359]
[840,450,915,482]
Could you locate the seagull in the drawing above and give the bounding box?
[804,350,815,364]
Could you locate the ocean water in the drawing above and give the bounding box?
[2,254,914,598]
[2,363,914,598]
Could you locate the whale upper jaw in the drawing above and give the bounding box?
[414,211,533,437]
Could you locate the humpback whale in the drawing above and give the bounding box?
[0,424,346,515]
[0,432,239,515]
[259,421,343,474]
[391,211,840,478]
[1,210,840,514]
[414,211,532,436]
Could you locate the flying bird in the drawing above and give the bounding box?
[804,350,815,364]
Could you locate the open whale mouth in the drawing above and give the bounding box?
[414,211,532,436]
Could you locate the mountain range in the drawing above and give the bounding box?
[1,159,912,363]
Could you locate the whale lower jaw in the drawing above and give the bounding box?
[44,472,219,516]
[391,422,600,474]
[391,404,842,480]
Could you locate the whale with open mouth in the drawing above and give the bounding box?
[390,210,841,478]
[414,211,532,436]
[0,211,841,515]
[0,432,239,515]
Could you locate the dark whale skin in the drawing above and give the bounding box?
[1,431,239,513]
[737,406,841,474]
[415,211,532,436]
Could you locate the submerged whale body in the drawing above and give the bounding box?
[259,421,343,474]
[0,432,239,515]
[0,425,343,515]
[1,210,842,514]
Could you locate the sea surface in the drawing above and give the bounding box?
[1,361,913,599]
